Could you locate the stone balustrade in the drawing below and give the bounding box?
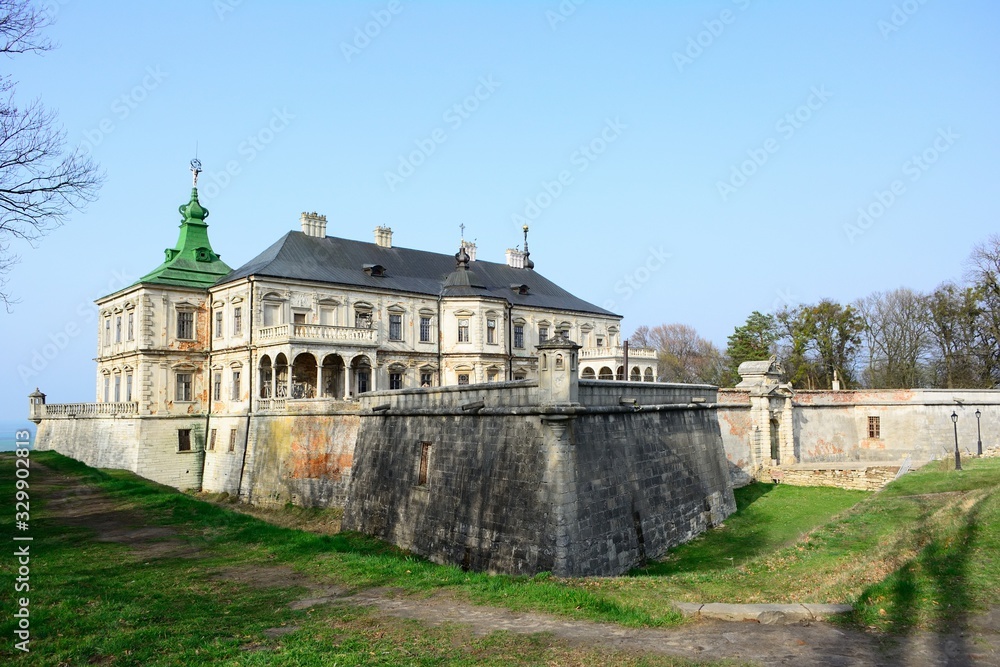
[43,402,138,417]
[579,345,657,360]
[256,324,379,346]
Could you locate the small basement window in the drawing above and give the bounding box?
[177,429,192,452]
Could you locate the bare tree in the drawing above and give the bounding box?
[856,288,932,388]
[0,0,103,308]
[637,323,726,384]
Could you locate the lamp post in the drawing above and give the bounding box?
[976,409,983,456]
[952,411,962,471]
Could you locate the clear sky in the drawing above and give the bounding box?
[3,0,998,422]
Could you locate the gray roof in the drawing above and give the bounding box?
[216,231,617,317]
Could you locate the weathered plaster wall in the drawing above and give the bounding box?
[716,389,753,487]
[36,415,205,490]
[237,411,360,507]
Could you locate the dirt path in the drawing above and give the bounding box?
[37,464,1000,666]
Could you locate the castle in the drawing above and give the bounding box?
[30,163,1000,575]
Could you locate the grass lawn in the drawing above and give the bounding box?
[1,451,997,664]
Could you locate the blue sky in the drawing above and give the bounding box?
[2,0,998,422]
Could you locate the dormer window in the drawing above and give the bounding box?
[510,283,530,295]
[364,264,386,277]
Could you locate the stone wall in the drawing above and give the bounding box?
[768,464,901,492]
[344,411,552,575]
[35,415,205,490]
[717,386,1000,488]
[342,384,736,577]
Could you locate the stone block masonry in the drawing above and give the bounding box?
[343,380,736,577]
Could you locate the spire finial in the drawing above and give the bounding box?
[460,223,466,242]
[522,224,534,270]
[190,158,202,187]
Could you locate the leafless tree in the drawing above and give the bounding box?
[856,288,932,388]
[633,323,726,384]
[0,0,103,309]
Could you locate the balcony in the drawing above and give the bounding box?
[256,324,379,347]
[579,345,657,360]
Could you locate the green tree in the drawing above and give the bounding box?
[777,300,864,390]
[724,311,779,385]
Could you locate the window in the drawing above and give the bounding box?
[215,311,223,338]
[213,372,222,401]
[103,376,109,402]
[127,312,134,341]
[487,318,497,344]
[356,371,369,394]
[293,312,307,325]
[115,316,122,343]
[420,371,433,387]
[868,416,881,439]
[208,429,217,451]
[355,309,373,329]
[228,429,237,452]
[596,336,604,347]
[487,368,499,383]
[319,306,336,326]
[176,372,193,401]
[231,370,241,400]
[389,314,403,341]
[539,327,548,343]
[458,373,470,385]
[390,372,402,390]
[458,319,470,343]
[114,375,121,402]
[125,373,133,402]
[418,442,431,486]
[420,316,432,343]
[177,311,194,340]
[233,306,242,335]
[177,429,192,452]
[104,318,111,346]
[514,324,524,349]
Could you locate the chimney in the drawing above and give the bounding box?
[300,212,327,238]
[374,226,393,248]
[505,248,525,268]
[461,240,477,262]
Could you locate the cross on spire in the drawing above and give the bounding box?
[460,223,466,241]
